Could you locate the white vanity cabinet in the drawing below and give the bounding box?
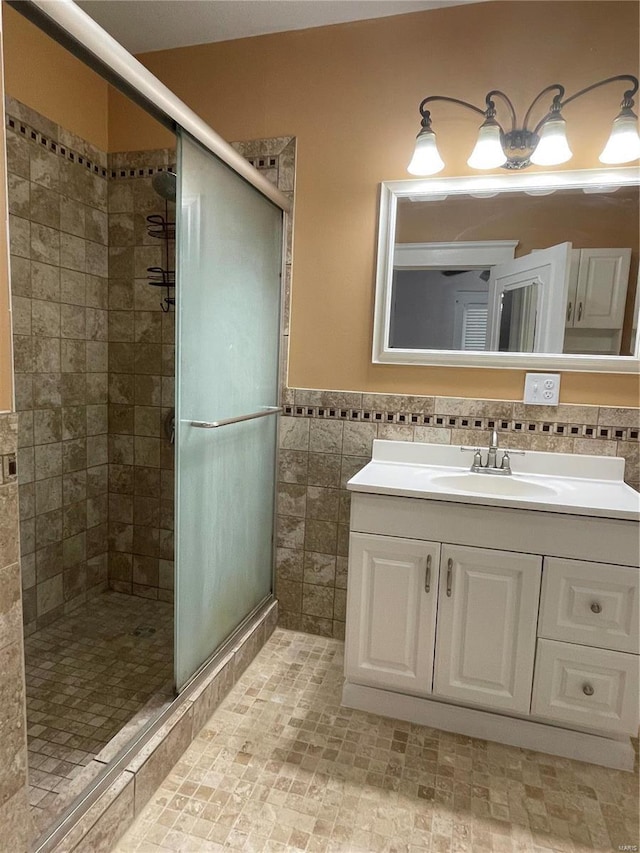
[342,440,640,771]
[345,538,541,711]
[564,248,632,354]
[565,248,631,330]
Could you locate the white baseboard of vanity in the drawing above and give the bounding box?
[342,682,635,772]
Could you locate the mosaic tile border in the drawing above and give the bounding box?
[245,154,278,169]
[283,403,640,442]
[4,112,291,194]
[109,163,177,181]
[6,112,109,178]
[5,111,177,183]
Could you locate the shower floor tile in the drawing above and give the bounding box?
[25,591,174,833]
[114,629,638,853]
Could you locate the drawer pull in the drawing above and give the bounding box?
[590,602,602,614]
[582,683,595,696]
[425,555,432,593]
[446,558,453,597]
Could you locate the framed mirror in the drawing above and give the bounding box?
[372,168,640,372]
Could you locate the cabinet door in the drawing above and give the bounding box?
[433,545,542,713]
[564,249,580,326]
[345,533,440,696]
[574,249,631,329]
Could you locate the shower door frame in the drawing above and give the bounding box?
[5,2,291,850]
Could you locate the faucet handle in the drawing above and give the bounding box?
[460,446,483,471]
[500,449,526,474]
[502,448,526,456]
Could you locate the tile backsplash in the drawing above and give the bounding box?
[276,388,639,639]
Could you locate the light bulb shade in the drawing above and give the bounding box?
[530,115,573,166]
[407,128,445,176]
[599,108,640,164]
[467,121,507,170]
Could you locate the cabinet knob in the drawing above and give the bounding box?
[590,602,602,614]
[582,683,594,696]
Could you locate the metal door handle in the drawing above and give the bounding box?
[577,302,583,321]
[191,406,282,429]
[446,558,453,597]
[566,301,572,322]
[425,554,432,593]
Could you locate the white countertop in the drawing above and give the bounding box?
[347,441,640,521]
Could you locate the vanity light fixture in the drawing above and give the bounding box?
[407,75,640,175]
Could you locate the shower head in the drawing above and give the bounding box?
[152,170,177,202]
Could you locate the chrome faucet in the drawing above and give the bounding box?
[486,429,499,469]
[461,429,525,475]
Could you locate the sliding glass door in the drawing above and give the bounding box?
[175,131,283,690]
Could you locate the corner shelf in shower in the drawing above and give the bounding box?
[146,214,175,312]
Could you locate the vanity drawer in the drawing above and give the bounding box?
[532,639,639,735]
[539,558,639,653]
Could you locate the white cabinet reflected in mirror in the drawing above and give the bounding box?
[373,168,640,372]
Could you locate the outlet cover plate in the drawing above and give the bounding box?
[524,373,560,406]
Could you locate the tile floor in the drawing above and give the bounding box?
[113,629,639,852]
[25,591,174,832]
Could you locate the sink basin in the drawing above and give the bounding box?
[430,472,559,498]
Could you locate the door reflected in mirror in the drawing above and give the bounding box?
[499,284,537,353]
[373,169,640,371]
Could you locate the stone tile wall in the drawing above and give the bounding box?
[276,389,640,639]
[6,99,110,634]
[0,413,32,850]
[106,150,176,602]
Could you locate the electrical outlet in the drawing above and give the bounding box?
[523,373,560,406]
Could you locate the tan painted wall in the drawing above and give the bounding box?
[0,7,13,412]
[108,0,639,405]
[2,4,109,150]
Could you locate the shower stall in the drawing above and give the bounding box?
[4,1,290,845]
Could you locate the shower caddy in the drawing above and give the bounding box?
[146,209,175,312]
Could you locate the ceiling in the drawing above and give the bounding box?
[76,0,477,54]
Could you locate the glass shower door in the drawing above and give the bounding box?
[174,131,283,690]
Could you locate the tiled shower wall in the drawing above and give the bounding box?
[275,391,640,639]
[6,98,110,634]
[106,149,176,602]
[6,99,178,617]
[0,414,32,849]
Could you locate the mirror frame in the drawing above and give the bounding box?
[372,167,640,373]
